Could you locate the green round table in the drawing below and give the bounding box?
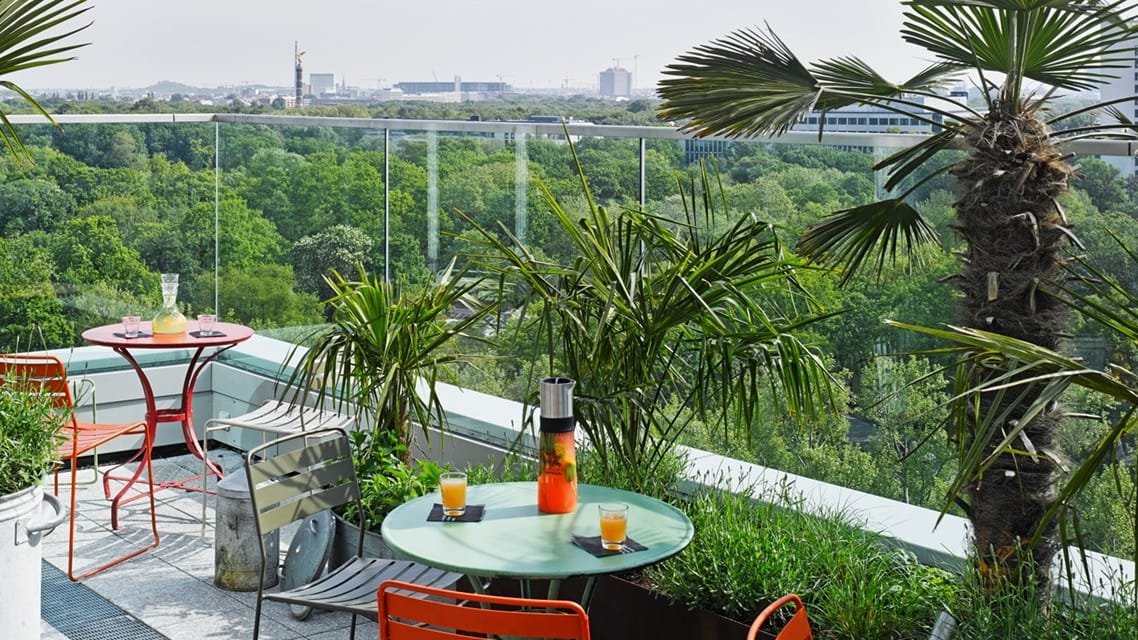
[380,481,694,604]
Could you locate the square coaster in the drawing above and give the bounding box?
[113,332,152,339]
[570,534,648,557]
[427,503,485,522]
[190,330,227,338]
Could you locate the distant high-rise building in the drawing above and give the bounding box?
[599,66,632,98]
[310,73,335,95]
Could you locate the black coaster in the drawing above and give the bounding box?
[571,535,648,557]
[427,503,485,522]
[113,332,152,339]
[190,330,227,338]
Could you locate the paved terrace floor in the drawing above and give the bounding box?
[41,450,377,640]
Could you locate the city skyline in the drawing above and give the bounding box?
[16,1,932,92]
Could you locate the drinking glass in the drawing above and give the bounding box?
[599,503,629,550]
[122,315,141,337]
[439,472,467,517]
[197,314,216,335]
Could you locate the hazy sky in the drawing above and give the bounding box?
[18,1,934,91]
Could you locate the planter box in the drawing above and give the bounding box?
[589,575,762,640]
[328,513,394,568]
[467,574,762,640]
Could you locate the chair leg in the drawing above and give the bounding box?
[68,431,161,581]
[200,429,214,543]
[252,562,266,640]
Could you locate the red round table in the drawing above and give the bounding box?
[82,320,254,512]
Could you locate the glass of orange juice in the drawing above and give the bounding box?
[598,503,629,550]
[440,472,467,517]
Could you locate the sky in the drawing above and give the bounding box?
[17,0,935,92]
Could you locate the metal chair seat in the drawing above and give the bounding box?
[200,399,354,539]
[269,558,460,615]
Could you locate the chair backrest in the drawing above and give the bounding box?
[378,579,591,640]
[0,353,78,422]
[245,426,360,536]
[747,594,813,640]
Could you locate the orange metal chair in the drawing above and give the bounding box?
[747,594,814,640]
[0,353,159,580]
[378,579,592,640]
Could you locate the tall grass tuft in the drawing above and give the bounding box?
[646,477,954,639]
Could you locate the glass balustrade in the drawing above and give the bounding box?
[2,114,1135,586]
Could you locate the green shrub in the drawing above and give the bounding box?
[0,383,64,495]
[952,568,1137,640]
[345,429,443,531]
[647,479,954,639]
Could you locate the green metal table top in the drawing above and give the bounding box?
[380,482,694,580]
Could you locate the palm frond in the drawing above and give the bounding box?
[797,199,939,284]
[876,127,962,192]
[657,24,820,138]
[902,1,1138,91]
[0,0,91,163]
[811,58,966,111]
[887,318,1138,547]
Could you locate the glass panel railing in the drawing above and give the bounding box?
[1,116,216,352]
[3,111,1134,575]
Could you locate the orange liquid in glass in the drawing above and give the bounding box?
[600,513,627,548]
[537,431,577,513]
[440,478,466,515]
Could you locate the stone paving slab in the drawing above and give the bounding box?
[42,452,365,640]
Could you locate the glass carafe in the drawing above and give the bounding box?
[152,273,187,334]
[537,377,578,513]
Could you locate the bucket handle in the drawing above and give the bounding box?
[16,493,68,545]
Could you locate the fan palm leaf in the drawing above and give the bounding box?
[0,0,90,162]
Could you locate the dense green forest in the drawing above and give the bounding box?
[1,96,1133,558]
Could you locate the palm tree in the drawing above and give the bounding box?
[0,0,91,161]
[657,0,1138,592]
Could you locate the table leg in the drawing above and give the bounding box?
[578,576,598,610]
[103,343,238,509]
[103,347,159,525]
[175,345,230,480]
[545,579,561,600]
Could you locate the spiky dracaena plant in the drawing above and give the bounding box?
[0,0,91,161]
[281,261,496,466]
[657,0,1138,594]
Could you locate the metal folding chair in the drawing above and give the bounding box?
[199,398,354,540]
[245,427,460,640]
[378,579,592,640]
[747,594,814,640]
[0,353,159,581]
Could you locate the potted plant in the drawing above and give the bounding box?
[281,258,495,554]
[0,372,69,640]
[458,144,839,496]
[327,428,445,565]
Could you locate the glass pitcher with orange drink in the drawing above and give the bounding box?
[537,377,577,514]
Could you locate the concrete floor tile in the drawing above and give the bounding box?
[42,452,373,640]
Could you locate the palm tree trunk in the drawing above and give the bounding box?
[951,108,1073,591]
